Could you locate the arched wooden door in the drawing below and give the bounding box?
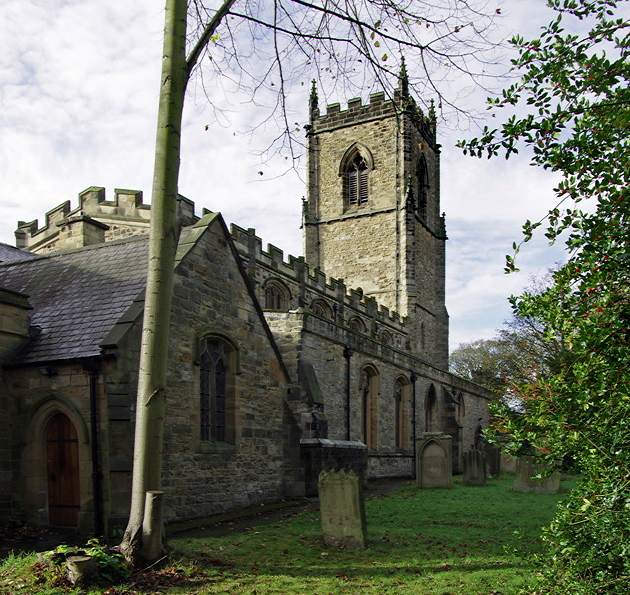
[46,413,80,526]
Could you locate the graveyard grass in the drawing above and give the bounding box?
[1,476,569,594]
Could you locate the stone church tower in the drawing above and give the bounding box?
[303,69,449,367]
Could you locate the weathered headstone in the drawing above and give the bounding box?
[501,451,517,474]
[483,442,502,477]
[416,432,452,488]
[66,555,98,586]
[463,449,487,486]
[318,469,367,548]
[513,456,561,494]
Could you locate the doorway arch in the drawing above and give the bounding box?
[21,396,90,528]
[46,412,80,526]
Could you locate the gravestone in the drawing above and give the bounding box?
[514,456,561,494]
[416,432,452,488]
[463,449,486,486]
[318,469,367,548]
[483,442,502,477]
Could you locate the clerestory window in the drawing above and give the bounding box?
[264,279,290,310]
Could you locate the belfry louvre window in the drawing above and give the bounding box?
[347,153,369,206]
[200,338,233,442]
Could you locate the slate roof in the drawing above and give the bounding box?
[0,236,149,364]
[0,242,36,263]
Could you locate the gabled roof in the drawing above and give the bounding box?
[0,242,36,263]
[0,236,149,364]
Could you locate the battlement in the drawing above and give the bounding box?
[230,224,406,336]
[310,89,436,145]
[15,187,198,253]
[311,91,396,133]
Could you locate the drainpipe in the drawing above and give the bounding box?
[343,345,352,441]
[85,359,104,536]
[410,373,417,480]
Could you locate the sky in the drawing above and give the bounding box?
[0,0,569,351]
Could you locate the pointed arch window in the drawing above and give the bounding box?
[395,376,411,450]
[347,153,369,206]
[360,365,379,448]
[425,384,438,432]
[417,155,429,219]
[311,299,333,320]
[339,143,374,210]
[348,316,366,333]
[199,337,236,443]
[264,279,290,310]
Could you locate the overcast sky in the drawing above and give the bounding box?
[0,0,569,351]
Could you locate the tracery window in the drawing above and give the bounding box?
[339,144,374,210]
[264,279,290,310]
[348,316,366,333]
[311,299,332,319]
[346,153,369,207]
[379,330,393,345]
[200,337,236,443]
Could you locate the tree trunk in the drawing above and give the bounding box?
[120,0,187,564]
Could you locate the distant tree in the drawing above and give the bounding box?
[121,0,501,564]
[450,338,516,397]
[451,273,572,404]
[460,0,630,592]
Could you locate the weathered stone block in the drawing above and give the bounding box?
[318,469,366,548]
[463,449,486,486]
[513,456,561,494]
[416,432,452,488]
[301,439,367,496]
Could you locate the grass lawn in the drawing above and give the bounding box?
[0,476,568,594]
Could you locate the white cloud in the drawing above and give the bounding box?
[0,0,571,351]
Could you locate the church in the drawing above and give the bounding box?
[0,79,491,535]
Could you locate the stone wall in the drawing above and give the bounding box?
[302,91,448,367]
[304,95,402,311]
[159,217,303,523]
[0,288,31,364]
[2,361,108,532]
[267,304,490,480]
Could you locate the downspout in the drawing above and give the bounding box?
[410,373,417,479]
[86,360,104,536]
[343,345,352,441]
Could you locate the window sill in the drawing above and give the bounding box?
[199,441,236,455]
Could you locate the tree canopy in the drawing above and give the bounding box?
[461,0,629,592]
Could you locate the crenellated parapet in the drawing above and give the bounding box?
[309,89,436,148]
[230,224,407,348]
[15,187,197,253]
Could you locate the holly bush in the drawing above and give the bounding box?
[461,0,630,592]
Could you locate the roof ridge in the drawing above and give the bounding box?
[0,234,150,268]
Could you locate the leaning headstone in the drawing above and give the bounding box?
[463,449,487,486]
[513,456,561,494]
[318,469,367,548]
[416,432,452,488]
